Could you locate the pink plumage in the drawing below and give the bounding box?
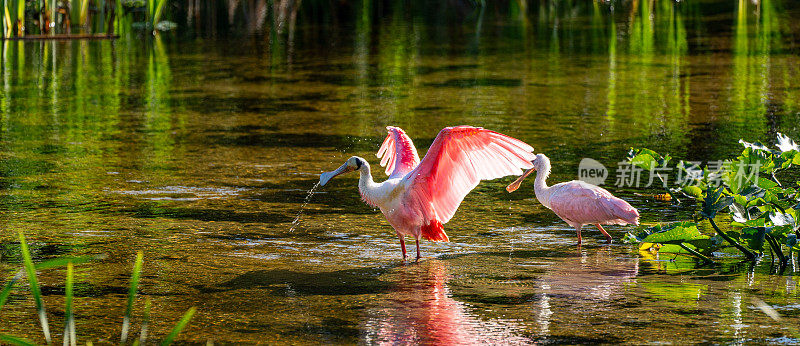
[319,125,535,260]
[377,126,420,178]
[506,154,639,244]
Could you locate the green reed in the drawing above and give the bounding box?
[63,262,76,346]
[17,230,51,344]
[120,251,144,344]
[0,233,197,344]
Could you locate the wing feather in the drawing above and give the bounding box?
[377,126,420,179]
[402,126,535,224]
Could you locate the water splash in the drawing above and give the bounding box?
[289,182,321,232]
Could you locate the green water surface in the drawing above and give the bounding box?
[1,0,800,343]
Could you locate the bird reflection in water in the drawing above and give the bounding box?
[360,260,532,344]
[360,249,640,343]
[530,246,640,339]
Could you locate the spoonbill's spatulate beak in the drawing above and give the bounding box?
[506,160,537,193]
[320,163,355,186]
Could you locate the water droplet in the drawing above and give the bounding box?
[289,182,321,232]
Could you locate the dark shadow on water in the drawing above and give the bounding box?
[414,64,481,75]
[120,204,294,224]
[410,106,445,111]
[171,93,337,114]
[196,266,395,296]
[0,242,77,264]
[204,124,280,133]
[0,157,57,178]
[202,228,364,243]
[424,78,522,88]
[40,282,129,298]
[205,132,385,150]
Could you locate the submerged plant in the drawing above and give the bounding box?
[624,133,800,271]
[0,233,197,344]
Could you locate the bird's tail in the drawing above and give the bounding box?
[610,197,640,225]
[421,220,449,242]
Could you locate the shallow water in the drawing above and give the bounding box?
[1,0,800,343]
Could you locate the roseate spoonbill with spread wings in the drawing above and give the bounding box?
[506,154,639,245]
[319,126,535,260]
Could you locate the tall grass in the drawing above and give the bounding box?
[121,251,144,344]
[0,233,197,344]
[63,262,76,346]
[17,230,51,343]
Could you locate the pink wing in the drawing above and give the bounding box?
[377,126,421,179]
[548,181,639,226]
[403,126,535,225]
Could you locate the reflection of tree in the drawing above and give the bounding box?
[361,260,532,344]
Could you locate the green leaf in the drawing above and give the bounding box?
[741,227,770,251]
[683,186,703,199]
[627,148,664,171]
[639,223,707,244]
[757,178,778,190]
[787,234,797,248]
[624,222,715,254]
[701,186,734,219]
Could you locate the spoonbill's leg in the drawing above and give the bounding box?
[596,224,612,244]
[398,235,407,260]
[415,238,421,261]
[575,225,583,245]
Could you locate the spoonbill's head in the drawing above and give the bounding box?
[506,154,548,193]
[531,154,550,171]
[320,156,366,186]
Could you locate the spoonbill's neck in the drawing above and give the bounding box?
[357,163,380,207]
[534,160,553,208]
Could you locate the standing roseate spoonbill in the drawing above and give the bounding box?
[506,154,639,245]
[319,126,535,260]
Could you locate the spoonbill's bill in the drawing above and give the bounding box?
[506,154,639,244]
[319,126,535,260]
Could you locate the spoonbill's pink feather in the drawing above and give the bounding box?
[402,126,535,241]
[377,126,420,179]
[548,181,639,226]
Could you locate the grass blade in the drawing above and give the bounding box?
[18,231,51,344]
[121,251,144,344]
[160,307,196,345]
[138,298,152,345]
[0,270,24,312]
[0,334,37,346]
[63,262,76,346]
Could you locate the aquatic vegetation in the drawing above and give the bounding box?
[0,233,196,344]
[1,0,175,37]
[624,133,800,271]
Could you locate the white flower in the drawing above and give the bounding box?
[776,132,799,153]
